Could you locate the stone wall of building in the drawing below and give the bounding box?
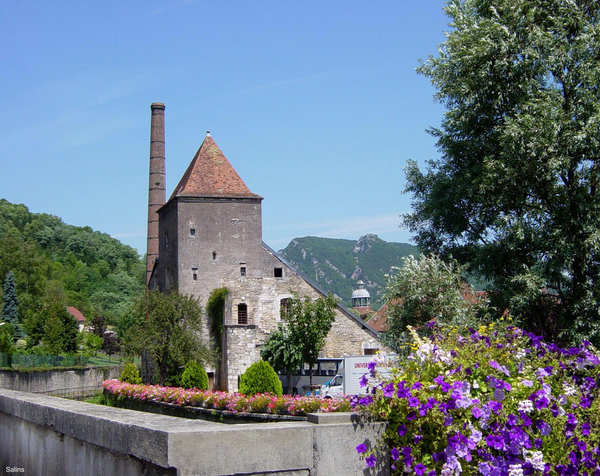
[223,325,260,391]
[220,246,382,392]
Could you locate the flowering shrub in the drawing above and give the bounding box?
[102,379,351,416]
[354,322,600,475]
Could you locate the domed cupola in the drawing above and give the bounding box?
[352,280,371,308]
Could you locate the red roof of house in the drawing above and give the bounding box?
[66,306,86,323]
[169,134,261,200]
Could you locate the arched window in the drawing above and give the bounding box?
[280,298,291,320]
[237,303,248,325]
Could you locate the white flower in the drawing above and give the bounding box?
[515,349,526,360]
[524,450,545,471]
[518,400,534,413]
[563,382,577,396]
[508,464,523,476]
[416,342,434,362]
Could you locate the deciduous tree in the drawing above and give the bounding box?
[125,290,212,385]
[405,0,600,345]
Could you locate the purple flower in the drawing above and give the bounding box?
[396,381,410,398]
[486,434,505,450]
[534,396,549,409]
[536,420,551,436]
[382,382,394,398]
[576,439,587,452]
[365,454,376,468]
[582,421,591,436]
[408,396,420,408]
[356,443,367,454]
[580,396,592,408]
[489,359,510,377]
[390,447,400,461]
[472,406,483,419]
[397,424,407,437]
[414,463,427,475]
[359,374,368,388]
[487,400,502,414]
[412,382,423,390]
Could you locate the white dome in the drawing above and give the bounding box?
[352,288,370,299]
[352,280,370,298]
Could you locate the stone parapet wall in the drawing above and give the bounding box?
[0,366,122,398]
[0,388,388,476]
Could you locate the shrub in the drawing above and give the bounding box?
[239,360,282,397]
[180,360,209,390]
[120,362,141,384]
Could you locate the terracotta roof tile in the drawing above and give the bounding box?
[170,135,260,200]
[66,306,86,323]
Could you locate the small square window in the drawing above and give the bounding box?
[240,266,246,277]
[274,267,283,278]
[190,228,196,236]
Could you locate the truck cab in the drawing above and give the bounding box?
[320,374,344,399]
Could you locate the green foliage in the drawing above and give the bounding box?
[25,282,79,354]
[79,331,104,356]
[260,325,303,375]
[0,199,144,328]
[280,235,419,308]
[2,271,20,339]
[124,290,213,385]
[0,323,15,355]
[261,294,336,391]
[382,254,488,353]
[238,360,282,397]
[120,362,142,384]
[405,0,600,346]
[206,287,228,352]
[180,360,209,390]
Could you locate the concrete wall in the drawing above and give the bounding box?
[0,366,122,398]
[0,388,388,476]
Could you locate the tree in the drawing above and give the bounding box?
[25,281,78,353]
[262,294,336,392]
[382,254,487,353]
[2,271,19,339]
[124,290,213,385]
[405,0,600,345]
[261,325,303,395]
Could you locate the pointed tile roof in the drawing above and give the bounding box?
[169,134,261,200]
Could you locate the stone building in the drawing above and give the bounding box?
[146,103,382,391]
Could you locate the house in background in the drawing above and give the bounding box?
[66,306,86,332]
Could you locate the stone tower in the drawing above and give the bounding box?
[154,131,263,307]
[146,103,166,285]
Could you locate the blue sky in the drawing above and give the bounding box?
[1,1,449,253]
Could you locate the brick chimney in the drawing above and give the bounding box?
[146,102,166,285]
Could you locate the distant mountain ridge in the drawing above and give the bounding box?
[279,234,418,308]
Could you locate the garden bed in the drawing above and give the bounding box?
[102,379,351,423]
